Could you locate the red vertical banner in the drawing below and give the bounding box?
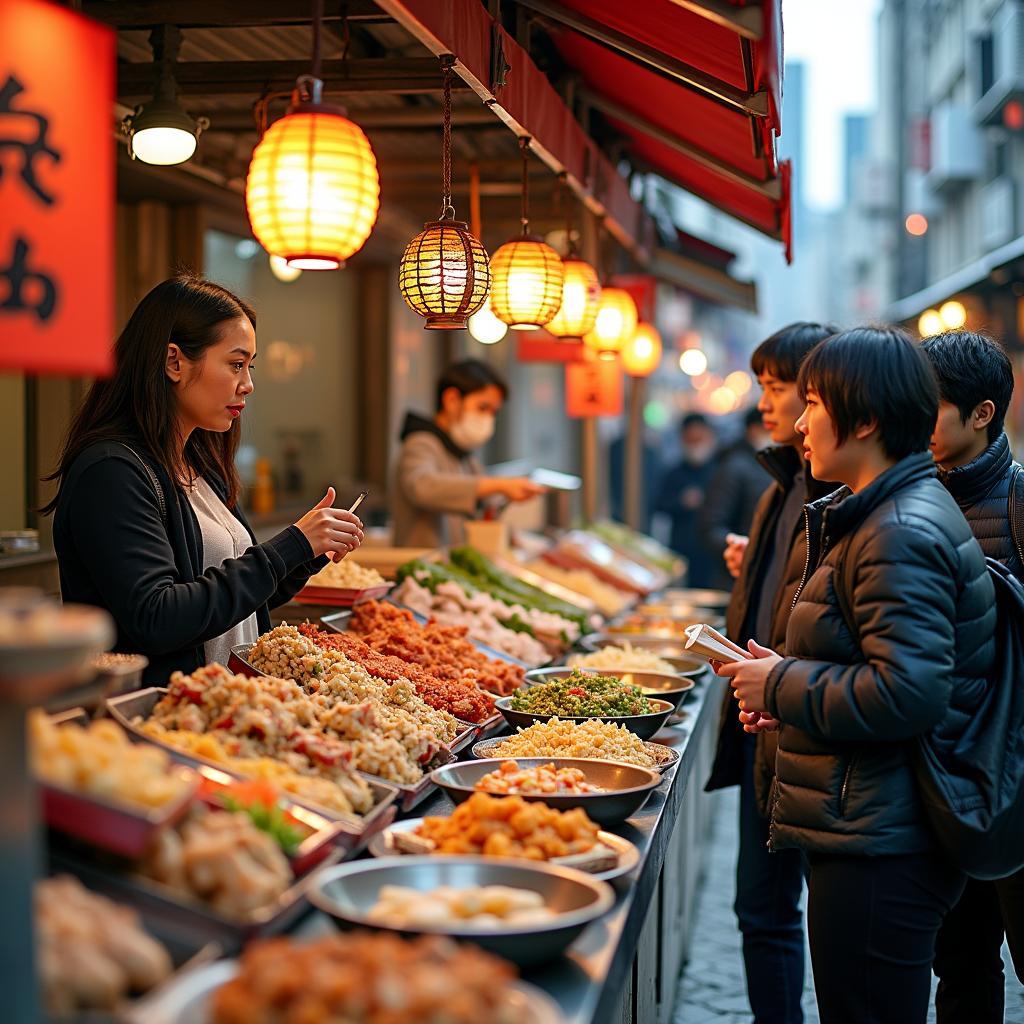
[0,0,114,375]
[565,359,623,418]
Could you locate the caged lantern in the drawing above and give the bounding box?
[488,138,564,330]
[399,58,490,329]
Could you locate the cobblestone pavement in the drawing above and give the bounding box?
[673,789,1024,1024]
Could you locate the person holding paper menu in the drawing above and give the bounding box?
[702,321,838,1024]
[716,327,995,1024]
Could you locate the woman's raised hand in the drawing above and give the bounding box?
[294,487,364,559]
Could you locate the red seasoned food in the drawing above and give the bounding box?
[297,623,496,724]
[349,600,525,697]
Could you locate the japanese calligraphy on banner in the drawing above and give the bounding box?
[0,0,114,376]
[565,359,623,418]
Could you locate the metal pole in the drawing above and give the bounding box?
[579,208,601,522]
[0,705,38,1023]
[624,375,645,528]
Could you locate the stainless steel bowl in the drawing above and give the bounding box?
[578,634,708,674]
[308,856,615,967]
[523,666,695,712]
[494,694,675,741]
[661,587,731,610]
[472,736,681,774]
[430,757,661,824]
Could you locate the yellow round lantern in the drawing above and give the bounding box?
[939,300,967,330]
[622,322,663,377]
[546,258,601,339]
[399,217,490,329]
[584,287,638,358]
[489,236,564,330]
[246,76,379,270]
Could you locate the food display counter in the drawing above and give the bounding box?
[11,528,728,1023]
[300,670,723,1024]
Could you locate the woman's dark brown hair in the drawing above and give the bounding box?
[42,274,255,513]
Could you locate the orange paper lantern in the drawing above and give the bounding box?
[489,236,564,329]
[546,258,602,339]
[246,77,379,270]
[622,322,663,377]
[583,288,638,358]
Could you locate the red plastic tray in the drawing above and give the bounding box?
[292,582,393,607]
[42,764,199,858]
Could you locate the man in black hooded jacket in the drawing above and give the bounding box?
[704,321,837,1024]
[922,330,1024,1023]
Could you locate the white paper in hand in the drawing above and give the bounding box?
[683,623,751,664]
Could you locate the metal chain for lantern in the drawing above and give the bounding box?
[398,56,490,330]
[489,136,565,330]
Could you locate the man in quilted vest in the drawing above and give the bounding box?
[923,330,1023,1023]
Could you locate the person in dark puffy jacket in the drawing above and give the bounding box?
[699,406,771,582]
[704,322,837,1024]
[717,327,996,1024]
[922,330,1023,1023]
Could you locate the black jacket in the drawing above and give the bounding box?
[53,440,326,684]
[766,452,996,857]
[705,446,834,805]
[700,439,772,558]
[937,432,1023,583]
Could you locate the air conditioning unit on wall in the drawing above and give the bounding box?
[925,104,984,194]
[974,0,1024,124]
[982,177,1017,248]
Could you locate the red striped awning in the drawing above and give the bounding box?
[538,0,792,260]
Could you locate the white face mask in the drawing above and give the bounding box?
[449,411,496,451]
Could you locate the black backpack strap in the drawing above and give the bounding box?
[120,443,167,523]
[1009,463,1024,570]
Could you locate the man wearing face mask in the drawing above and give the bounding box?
[391,360,546,547]
[655,413,720,587]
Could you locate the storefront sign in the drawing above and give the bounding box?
[517,333,584,363]
[0,0,114,375]
[565,359,623,418]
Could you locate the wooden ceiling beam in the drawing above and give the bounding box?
[201,107,500,131]
[84,1,388,28]
[117,58,463,99]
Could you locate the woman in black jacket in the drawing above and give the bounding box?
[46,275,365,684]
[718,327,996,1024]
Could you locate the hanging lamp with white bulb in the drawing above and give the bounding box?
[398,57,490,329]
[245,0,380,270]
[121,26,209,166]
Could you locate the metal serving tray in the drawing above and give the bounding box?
[39,708,200,858]
[316,611,515,739]
[48,838,343,953]
[43,908,221,1024]
[227,642,479,776]
[105,688,400,838]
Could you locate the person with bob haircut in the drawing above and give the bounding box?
[704,321,838,1024]
[921,329,1023,1023]
[47,275,365,684]
[715,326,996,1023]
[392,359,545,547]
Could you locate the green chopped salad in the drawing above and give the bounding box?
[511,669,657,718]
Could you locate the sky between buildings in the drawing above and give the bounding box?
[783,0,883,210]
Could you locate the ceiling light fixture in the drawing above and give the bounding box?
[121,25,208,166]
